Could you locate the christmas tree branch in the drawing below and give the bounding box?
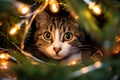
[12,42,45,63]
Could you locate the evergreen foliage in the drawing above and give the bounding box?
[0,0,120,80]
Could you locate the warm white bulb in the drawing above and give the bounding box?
[9,20,24,35]
[49,0,59,13]
[10,27,17,35]
[21,6,30,14]
[9,24,20,35]
[89,2,102,15]
[1,61,8,66]
[81,67,88,73]
[52,4,58,12]
[0,53,9,60]
[0,54,6,59]
[12,0,30,15]
[94,61,102,68]
[93,6,101,15]
[71,61,77,65]
[18,5,30,15]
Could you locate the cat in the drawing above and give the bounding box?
[26,9,103,65]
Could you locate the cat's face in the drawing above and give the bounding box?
[34,11,84,60]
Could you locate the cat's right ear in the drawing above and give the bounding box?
[35,11,50,28]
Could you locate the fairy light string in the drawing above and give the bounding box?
[7,0,103,63]
[21,0,49,49]
[8,0,102,49]
[0,0,106,79]
[0,51,21,70]
[1,1,119,80]
[68,61,103,79]
[4,0,58,63]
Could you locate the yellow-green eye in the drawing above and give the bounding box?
[63,32,73,41]
[43,31,52,40]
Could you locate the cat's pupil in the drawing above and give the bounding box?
[46,33,50,38]
[44,31,52,40]
[64,32,73,41]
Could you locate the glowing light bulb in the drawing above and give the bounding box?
[9,20,25,35]
[71,61,77,65]
[9,25,20,35]
[49,0,59,13]
[89,3,102,15]
[12,0,30,15]
[81,67,88,73]
[18,5,30,14]
[21,6,30,14]
[0,53,9,60]
[94,61,102,68]
[10,27,17,35]
[93,6,101,15]
[1,61,8,66]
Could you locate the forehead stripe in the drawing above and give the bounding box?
[55,29,59,42]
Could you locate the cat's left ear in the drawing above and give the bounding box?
[69,10,79,27]
[69,11,85,41]
[35,11,50,28]
[70,10,79,23]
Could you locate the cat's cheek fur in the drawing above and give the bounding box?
[60,42,71,57]
[45,42,72,60]
[45,46,56,58]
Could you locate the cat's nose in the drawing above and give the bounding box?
[53,47,61,54]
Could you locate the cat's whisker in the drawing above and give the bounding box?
[78,45,103,57]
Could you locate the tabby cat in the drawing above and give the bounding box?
[28,9,102,65]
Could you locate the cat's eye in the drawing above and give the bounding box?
[43,31,52,40]
[63,32,73,41]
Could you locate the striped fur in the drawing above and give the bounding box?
[34,10,85,60]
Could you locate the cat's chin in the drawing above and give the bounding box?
[53,55,65,60]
